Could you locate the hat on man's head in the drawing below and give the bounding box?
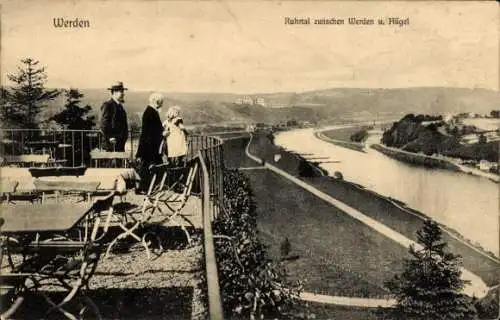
[107,81,128,92]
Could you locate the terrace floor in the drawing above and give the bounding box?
[1,190,207,320]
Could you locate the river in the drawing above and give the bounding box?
[275,127,499,257]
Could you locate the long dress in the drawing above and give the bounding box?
[165,117,187,158]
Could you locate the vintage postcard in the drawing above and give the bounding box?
[0,1,498,319]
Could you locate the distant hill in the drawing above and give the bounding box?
[42,87,499,126]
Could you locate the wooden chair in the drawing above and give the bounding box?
[155,159,199,244]
[90,149,129,168]
[104,164,169,259]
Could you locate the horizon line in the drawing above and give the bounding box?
[15,85,497,96]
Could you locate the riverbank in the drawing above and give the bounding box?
[370,143,461,171]
[371,143,499,183]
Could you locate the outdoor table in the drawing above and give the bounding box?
[28,166,87,178]
[0,194,115,319]
[3,154,51,167]
[25,141,60,159]
[34,179,101,203]
[0,202,92,234]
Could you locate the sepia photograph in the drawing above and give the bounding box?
[0,1,498,319]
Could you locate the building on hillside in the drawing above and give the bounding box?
[253,97,266,107]
[234,96,266,106]
[478,160,497,171]
[242,96,253,104]
[234,96,253,105]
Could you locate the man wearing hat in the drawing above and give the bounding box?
[100,81,129,152]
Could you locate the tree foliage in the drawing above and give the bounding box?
[5,58,60,128]
[214,169,304,319]
[51,88,95,130]
[385,220,477,320]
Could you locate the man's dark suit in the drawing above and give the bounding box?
[100,99,128,151]
[136,105,163,163]
[135,105,164,192]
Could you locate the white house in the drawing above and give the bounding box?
[254,97,266,107]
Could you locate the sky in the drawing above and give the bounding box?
[1,1,498,93]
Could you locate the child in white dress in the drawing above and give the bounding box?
[161,105,188,167]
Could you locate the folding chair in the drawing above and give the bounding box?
[104,164,169,259]
[155,159,199,244]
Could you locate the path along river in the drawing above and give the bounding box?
[275,126,499,257]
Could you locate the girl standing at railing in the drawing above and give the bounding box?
[160,105,188,167]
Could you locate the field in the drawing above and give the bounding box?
[244,169,409,297]
[221,135,259,169]
[321,126,366,142]
[317,127,368,153]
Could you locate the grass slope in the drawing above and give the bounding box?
[245,169,408,297]
[244,133,500,286]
